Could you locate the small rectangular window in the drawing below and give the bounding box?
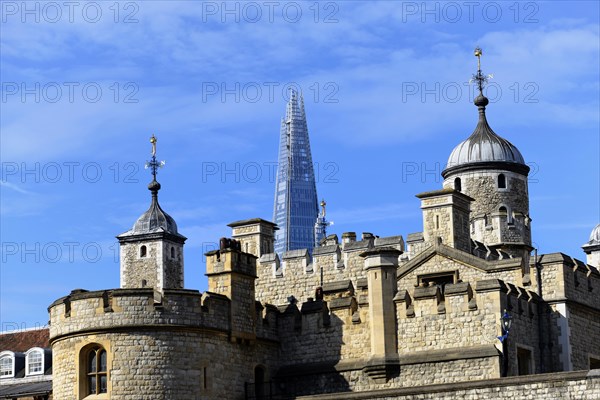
[418,271,457,294]
[590,357,600,370]
[517,347,533,375]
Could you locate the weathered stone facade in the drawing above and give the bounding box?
[47,183,600,400]
[44,89,600,400]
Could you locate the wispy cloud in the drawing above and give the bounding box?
[0,181,34,195]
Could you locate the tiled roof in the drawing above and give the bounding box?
[0,328,49,352]
[0,381,52,398]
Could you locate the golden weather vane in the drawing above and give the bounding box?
[320,199,327,217]
[145,134,165,181]
[150,134,157,156]
[471,46,494,96]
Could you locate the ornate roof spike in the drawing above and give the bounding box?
[471,46,493,98]
[117,134,184,238]
[145,134,166,193]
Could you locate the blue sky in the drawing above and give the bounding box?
[1,1,599,331]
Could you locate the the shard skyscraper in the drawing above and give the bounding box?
[273,90,319,256]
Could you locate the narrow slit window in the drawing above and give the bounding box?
[454,177,462,191]
[498,174,506,189]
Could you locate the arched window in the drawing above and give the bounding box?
[498,174,506,189]
[170,246,175,258]
[454,177,462,192]
[0,354,13,377]
[140,245,147,258]
[499,206,508,215]
[86,347,108,395]
[25,348,43,376]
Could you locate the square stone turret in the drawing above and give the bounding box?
[117,181,187,293]
[416,188,473,253]
[206,240,258,342]
[228,218,278,258]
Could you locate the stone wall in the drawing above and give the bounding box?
[48,289,280,400]
[295,370,600,400]
[51,330,279,400]
[533,253,600,372]
[568,303,600,371]
[397,253,520,293]
[256,236,403,307]
[277,298,370,367]
[119,238,183,291]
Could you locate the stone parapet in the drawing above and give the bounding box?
[295,370,600,399]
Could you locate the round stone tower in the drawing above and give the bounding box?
[442,50,532,268]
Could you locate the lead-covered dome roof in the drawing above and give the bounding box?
[584,223,600,248]
[442,95,529,177]
[117,179,186,241]
[131,184,179,235]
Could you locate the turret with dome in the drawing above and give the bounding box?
[116,135,186,292]
[582,223,600,267]
[441,48,532,283]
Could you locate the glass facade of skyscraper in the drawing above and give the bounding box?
[273,90,319,256]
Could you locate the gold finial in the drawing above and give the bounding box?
[145,135,165,185]
[474,47,482,72]
[471,47,491,96]
[150,134,157,156]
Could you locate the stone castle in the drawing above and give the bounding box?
[2,54,600,400]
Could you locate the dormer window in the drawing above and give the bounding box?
[25,348,44,376]
[0,353,13,378]
[498,174,506,189]
[140,245,147,258]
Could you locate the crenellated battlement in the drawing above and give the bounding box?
[533,252,600,309]
[395,279,540,320]
[255,233,404,306]
[48,288,228,341]
[394,278,541,374]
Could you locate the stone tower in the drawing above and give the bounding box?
[416,188,473,253]
[228,218,277,258]
[441,48,532,268]
[273,89,319,256]
[116,135,187,292]
[582,223,600,267]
